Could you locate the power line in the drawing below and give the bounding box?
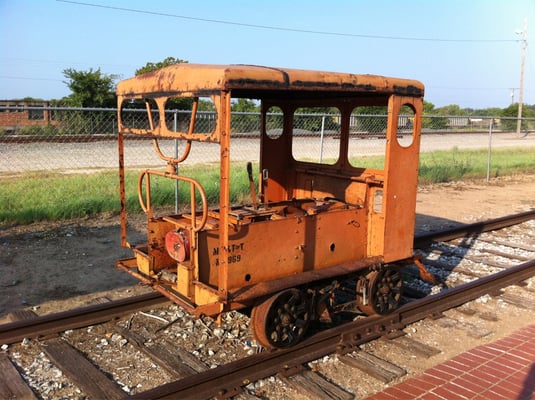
[429,86,517,91]
[57,0,517,43]
[0,76,63,82]
[0,56,133,69]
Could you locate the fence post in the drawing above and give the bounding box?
[319,115,326,163]
[486,119,494,183]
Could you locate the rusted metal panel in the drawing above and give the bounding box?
[381,96,423,262]
[197,206,367,289]
[116,64,424,99]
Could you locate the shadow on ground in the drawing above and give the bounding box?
[0,212,482,317]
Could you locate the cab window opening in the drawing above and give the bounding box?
[120,98,159,131]
[396,103,416,148]
[264,105,284,140]
[292,106,340,165]
[348,105,387,170]
[164,96,217,134]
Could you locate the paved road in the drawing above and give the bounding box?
[1,132,534,174]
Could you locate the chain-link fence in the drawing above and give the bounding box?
[1,105,534,174]
[2,105,534,223]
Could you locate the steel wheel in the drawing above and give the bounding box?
[357,267,403,315]
[251,289,310,349]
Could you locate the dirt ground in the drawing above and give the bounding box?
[0,174,534,318]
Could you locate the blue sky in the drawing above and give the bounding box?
[1,0,534,109]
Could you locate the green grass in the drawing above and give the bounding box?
[0,163,254,225]
[352,146,535,183]
[418,146,535,184]
[0,171,121,224]
[1,147,534,225]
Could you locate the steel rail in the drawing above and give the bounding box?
[0,210,533,346]
[0,292,167,345]
[125,258,535,400]
[414,209,535,247]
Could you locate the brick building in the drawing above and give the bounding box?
[0,100,58,133]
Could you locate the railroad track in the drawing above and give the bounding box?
[1,210,534,399]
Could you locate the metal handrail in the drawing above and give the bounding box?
[137,169,208,232]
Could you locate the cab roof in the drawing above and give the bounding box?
[116,63,424,99]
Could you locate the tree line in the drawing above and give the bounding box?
[21,56,535,120]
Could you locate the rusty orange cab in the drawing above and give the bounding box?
[116,64,426,348]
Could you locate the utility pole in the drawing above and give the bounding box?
[516,19,527,137]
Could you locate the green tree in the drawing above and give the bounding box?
[197,99,216,111]
[419,101,444,129]
[135,57,188,75]
[62,68,117,108]
[136,57,192,111]
[434,104,467,116]
[473,107,502,116]
[231,98,259,112]
[295,107,339,132]
[352,106,387,133]
[501,103,535,131]
[21,96,45,102]
[423,100,436,114]
[231,99,260,133]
